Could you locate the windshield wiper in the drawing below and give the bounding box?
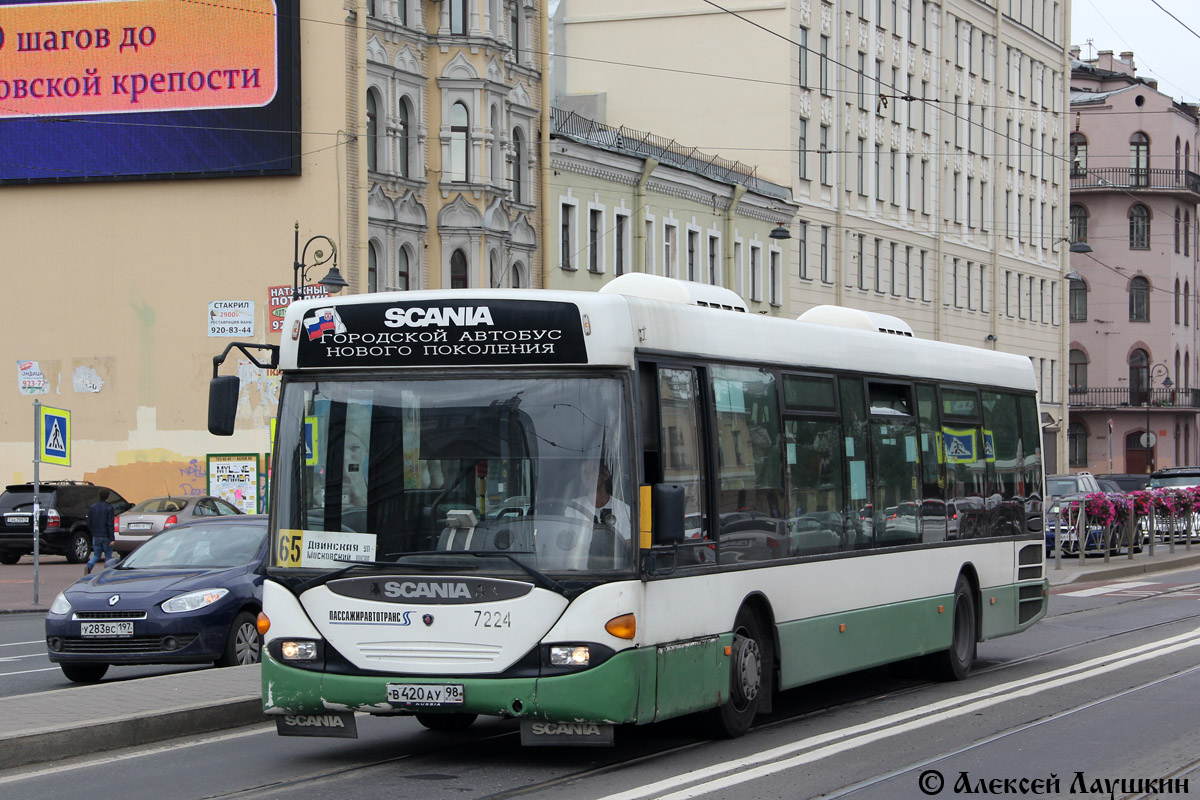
[292,550,567,595]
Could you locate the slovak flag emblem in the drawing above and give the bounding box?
[303,307,346,341]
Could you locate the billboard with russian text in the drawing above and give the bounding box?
[0,0,300,184]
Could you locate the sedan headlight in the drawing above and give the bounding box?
[49,592,71,616]
[161,588,229,614]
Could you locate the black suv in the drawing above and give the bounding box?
[0,482,132,564]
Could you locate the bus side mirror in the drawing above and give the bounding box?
[208,376,240,436]
[652,483,686,545]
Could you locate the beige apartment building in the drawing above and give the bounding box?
[0,1,544,501]
[556,0,1074,468]
[546,109,798,308]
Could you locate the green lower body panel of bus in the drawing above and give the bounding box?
[775,580,1046,689]
[262,647,659,725]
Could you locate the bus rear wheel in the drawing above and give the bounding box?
[704,608,765,739]
[927,574,977,681]
[416,713,477,731]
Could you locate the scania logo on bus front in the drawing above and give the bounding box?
[384,306,495,329]
[384,580,472,600]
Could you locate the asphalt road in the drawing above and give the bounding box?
[4,567,1200,800]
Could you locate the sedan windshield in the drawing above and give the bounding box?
[273,376,633,577]
[120,524,266,569]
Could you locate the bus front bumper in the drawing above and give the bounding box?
[261,647,650,725]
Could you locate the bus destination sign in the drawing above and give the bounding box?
[296,299,588,368]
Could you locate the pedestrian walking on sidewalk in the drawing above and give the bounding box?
[84,489,116,575]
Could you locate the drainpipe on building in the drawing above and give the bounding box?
[634,158,659,274]
[540,9,553,290]
[724,184,748,291]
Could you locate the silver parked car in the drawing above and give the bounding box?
[114,496,243,554]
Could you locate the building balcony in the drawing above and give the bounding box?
[1071,167,1200,201]
[1069,387,1200,409]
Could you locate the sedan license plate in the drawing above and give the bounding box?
[386,683,464,706]
[5,515,30,526]
[80,621,134,638]
[127,523,153,531]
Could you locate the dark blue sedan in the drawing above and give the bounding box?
[45,516,268,683]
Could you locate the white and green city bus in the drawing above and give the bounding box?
[209,274,1048,745]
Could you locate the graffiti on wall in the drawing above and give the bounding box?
[84,449,207,503]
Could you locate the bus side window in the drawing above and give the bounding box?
[657,367,708,541]
[839,377,871,549]
[711,365,785,563]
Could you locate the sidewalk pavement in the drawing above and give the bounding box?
[4,546,1200,771]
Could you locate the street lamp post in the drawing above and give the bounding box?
[293,221,349,302]
[1145,363,1173,474]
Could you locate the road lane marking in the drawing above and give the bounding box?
[1060,581,1158,597]
[599,625,1200,800]
[0,653,49,662]
[0,641,44,648]
[0,667,59,677]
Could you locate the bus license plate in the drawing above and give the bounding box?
[386,683,464,706]
[81,621,134,637]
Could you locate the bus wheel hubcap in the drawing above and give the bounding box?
[732,635,761,709]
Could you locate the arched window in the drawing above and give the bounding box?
[1176,137,1182,176]
[1187,282,1192,326]
[1069,204,1088,243]
[1130,276,1151,321]
[1130,132,1150,186]
[1068,422,1088,468]
[1176,278,1181,323]
[368,241,379,292]
[450,101,469,183]
[397,247,410,291]
[1175,207,1181,253]
[1069,277,1087,322]
[1187,210,1192,256]
[1070,132,1087,176]
[396,98,411,178]
[1130,348,1150,405]
[1129,204,1151,249]
[511,261,524,288]
[366,91,379,172]
[451,0,468,34]
[1188,351,1193,390]
[450,249,469,289]
[1177,350,1182,390]
[1069,348,1088,392]
[511,127,525,203]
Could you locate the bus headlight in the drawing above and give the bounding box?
[549,645,591,666]
[280,640,318,661]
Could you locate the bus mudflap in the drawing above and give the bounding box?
[519,720,615,747]
[275,712,359,739]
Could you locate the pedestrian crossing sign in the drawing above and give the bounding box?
[39,405,71,466]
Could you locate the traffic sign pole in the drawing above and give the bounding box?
[32,400,40,606]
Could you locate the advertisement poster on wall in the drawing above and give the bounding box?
[207,453,259,514]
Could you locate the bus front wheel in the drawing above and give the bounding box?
[927,574,977,681]
[705,608,766,738]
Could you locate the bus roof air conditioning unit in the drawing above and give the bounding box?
[600,273,748,312]
[797,305,915,337]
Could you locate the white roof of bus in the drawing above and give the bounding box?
[279,285,1036,393]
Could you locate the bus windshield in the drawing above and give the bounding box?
[272,375,634,577]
